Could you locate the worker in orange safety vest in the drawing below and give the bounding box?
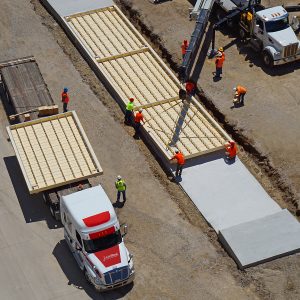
[185,80,196,96]
[171,149,186,177]
[218,47,225,62]
[181,40,189,59]
[225,141,237,160]
[133,108,144,139]
[61,87,70,113]
[214,51,224,78]
[233,85,247,105]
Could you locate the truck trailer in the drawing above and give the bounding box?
[2,57,135,291]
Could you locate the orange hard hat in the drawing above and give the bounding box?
[129,98,134,102]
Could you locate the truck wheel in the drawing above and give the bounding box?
[49,205,55,218]
[262,51,274,67]
[43,194,48,205]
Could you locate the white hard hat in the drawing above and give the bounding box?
[139,108,143,113]
[233,87,237,91]
[174,148,179,153]
[117,175,122,180]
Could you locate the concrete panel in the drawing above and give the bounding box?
[44,0,114,17]
[219,209,300,269]
[178,152,281,231]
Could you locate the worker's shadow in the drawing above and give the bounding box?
[4,156,62,229]
[53,240,133,299]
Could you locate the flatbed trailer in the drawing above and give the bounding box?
[0,56,56,121]
[0,57,102,219]
[6,110,102,220]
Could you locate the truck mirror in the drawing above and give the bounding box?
[128,253,133,263]
[121,223,128,237]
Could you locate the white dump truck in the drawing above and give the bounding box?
[215,1,300,66]
[61,185,135,290]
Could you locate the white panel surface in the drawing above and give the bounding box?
[219,210,300,268]
[179,153,281,232]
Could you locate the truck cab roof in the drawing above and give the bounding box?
[61,185,118,234]
[256,6,288,21]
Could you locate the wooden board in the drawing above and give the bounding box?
[1,60,54,116]
[7,111,103,194]
[66,6,230,159]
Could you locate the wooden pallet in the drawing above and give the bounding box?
[7,111,103,194]
[66,6,230,159]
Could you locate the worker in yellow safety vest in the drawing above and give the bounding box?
[114,175,127,207]
[125,98,134,125]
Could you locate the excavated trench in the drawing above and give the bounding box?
[116,0,299,215]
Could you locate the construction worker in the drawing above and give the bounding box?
[214,51,223,78]
[225,141,237,160]
[233,85,247,105]
[181,40,189,59]
[134,108,144,139]
[125,98,134,125]
[170,149,185,177]
[185,80,196,96]
[61,87,70,113]
[115,175,126,207]
[219,47,225,62]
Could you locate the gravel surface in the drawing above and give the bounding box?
[0,0,299,299]
[0,0,263,299]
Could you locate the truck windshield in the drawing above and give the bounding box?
[265,17,289,32]
[83,230,122,253]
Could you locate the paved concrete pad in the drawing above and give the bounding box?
[219,209,300,269]
[179,153,281,232]
[44,0,114,17]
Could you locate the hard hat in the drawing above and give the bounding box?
[174,148,179,153]
[233,87,237,91]
[218,47,223,52]
[63,87,68,93]
[139,108,143,113]
[129,98,134,102]
[117,175,122,180]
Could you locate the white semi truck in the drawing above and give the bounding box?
[6,110,135,291]
[2,58,135,291]
[215,0,300,66]
[61,185,135,290]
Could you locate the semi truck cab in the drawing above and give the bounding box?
[241,6,300,66]
[60,185,135,291]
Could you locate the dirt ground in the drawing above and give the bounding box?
[0,0,300,299]
[117,0,300,212]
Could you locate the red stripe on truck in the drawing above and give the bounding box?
[89,226,115,239]
[83,211,110,227]
[94,245,121,267]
